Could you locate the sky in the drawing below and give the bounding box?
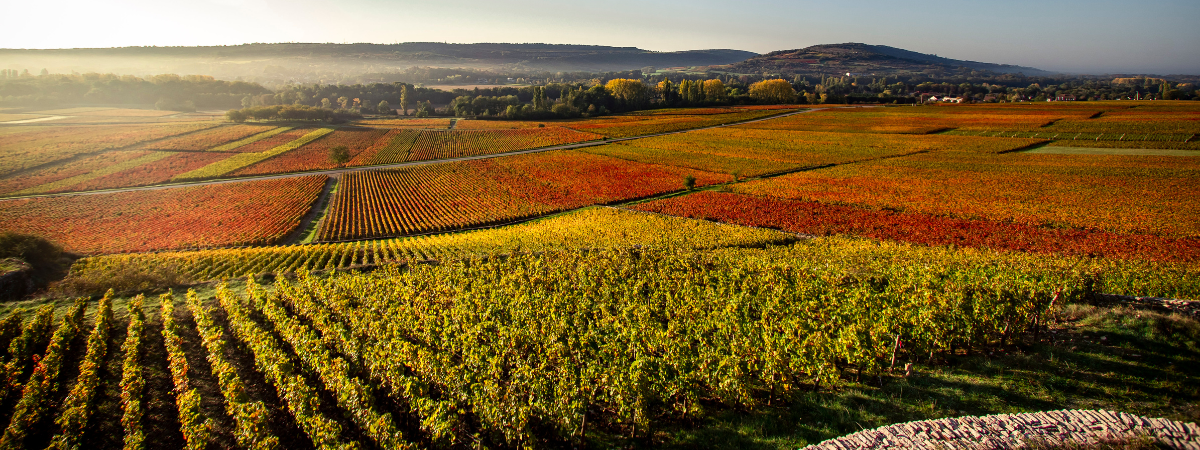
[5,0,1200,75]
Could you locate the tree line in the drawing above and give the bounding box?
[0,72,271,108]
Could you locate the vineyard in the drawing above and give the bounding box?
[172,128,334,181]
[633,190,1200,263]
[0,101,1198,449]
[733,105,1106,134]
[587,127,1045,177]
[0,236,1194,448]
[230,128,392,176]
[69,207,799,282]
[560,108,793,137]
[0,123,216,177]
[354,118,453,129]
[728,151,1200,238]
[334,127,604,165]
[316,151,725,240]
[0,176,327,254]
[134,125,279,151]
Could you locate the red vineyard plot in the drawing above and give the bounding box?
[632,191,1200,263]
[0,176,327,254]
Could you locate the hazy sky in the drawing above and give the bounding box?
[7,0,1200,74]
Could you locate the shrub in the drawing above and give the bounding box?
[0,233,68,282]
[50,263,192,298]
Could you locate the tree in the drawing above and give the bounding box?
[683,174,696,190]
[321,98,332,109]
[337,96,350,109]
[703,79,728,103]
[604,79,651,110]
[400,85,412,116]
[749,79,797,104]
[377,100,391,114]
[329,145,350,165]
[657,79,675,104]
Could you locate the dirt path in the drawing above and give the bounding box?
[2,107,826,200]
[0,115,69,124]
[804,410,1199,449]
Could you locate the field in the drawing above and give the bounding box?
[69,207,801,282]
[587,127,1045,177]
[316,151,726,240]
[0,235,1196,448]
[727,151,1200,238]
[560,107,794,137]
[0,176,326,254]
[0,102,1198,449]
[633,191,1200,263]
[0,123,217,178]
[354,118,453,129]
[134,125,279,151]
[733,105,1102,134]
[231,128,392,176]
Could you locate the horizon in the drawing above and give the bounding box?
[4,0,1199,76]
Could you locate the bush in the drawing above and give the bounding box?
[50,263,192,298]
[0,233,68,282]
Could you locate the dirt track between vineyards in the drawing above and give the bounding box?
[803,410,1200,449]
[1,107,847,200]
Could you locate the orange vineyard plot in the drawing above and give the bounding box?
[0,176,327,254]
[633,191,1200,263]
[561,109,787,138]
[454,120,558,130]
[231,128,391,176]
[218,127,312,153]
[401,127,603,162]
[0,150,155,195]
[733,151,1200,238]
[67,152,234,191]
[0,123,216,177]
[355,118,453,129]
[135,124,278,151]
[737,105,1104,134]
[317,151,725,240]
[1044,109,1200,135]
[589,128,1045,177]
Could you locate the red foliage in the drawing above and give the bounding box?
[632,191,1200,263]
[317,151,725,240]
[0,176,327,254]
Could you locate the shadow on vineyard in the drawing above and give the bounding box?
[661,305,1200,449]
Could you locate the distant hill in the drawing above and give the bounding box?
[0,43,758,83]
[721,43,1054,77]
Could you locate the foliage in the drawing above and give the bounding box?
[749,79,797,104]
[159,293,211,450]
[0,298,85,450]
[48,291,114,450]
[186,290,278,450]
[634,190,1200,264]
[0,73,268,108]
[225,105,360,123]
[70,207,799,281]
[172,128,334,180]
[0,123,215,178]
[0,232,67,282]
[0,176,327,254]
[317,152,725,240]
[731,151,1200,238]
